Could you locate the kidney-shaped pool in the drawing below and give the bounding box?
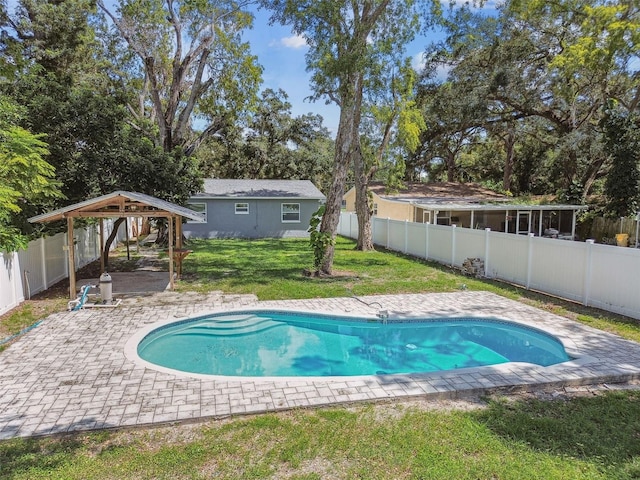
[131,310,571,378]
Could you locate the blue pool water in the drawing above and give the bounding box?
[137,311,570,377]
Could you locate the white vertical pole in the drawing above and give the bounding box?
[404,220,408,253]
[583,239,595,306]
[386,217,390,249]
[571,211,577,240]
[371,214,375,243]
[470,210,475,230]
[425,222,429,260]
[451,224,457,267]
[40,236,48,290]
[526,233,535,289]
[538,210,543,237]
[484,228,491,278]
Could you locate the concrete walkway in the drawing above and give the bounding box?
[2,291,640,440]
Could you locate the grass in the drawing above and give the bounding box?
[2,391,640,479]
[2,236,640,478]
[179,236,507,300]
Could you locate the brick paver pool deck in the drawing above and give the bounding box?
[2,291,640,440]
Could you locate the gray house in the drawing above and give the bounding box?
[183,179,326,239]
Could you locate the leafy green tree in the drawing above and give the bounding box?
[2,0,203,262]
[602,107,640,218]
[423,1,637,202]
[261,0,439,273]
[197,88,334,192]
[98,0,262,154]
[356,60,425,249]
[0,96,61,251]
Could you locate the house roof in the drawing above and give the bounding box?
[368,181,508,203]
[364,182,586,211]
[28,191,205,223]
[193,179,325,200]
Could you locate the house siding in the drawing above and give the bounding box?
[184,198,323,239]
[343,189,415,221]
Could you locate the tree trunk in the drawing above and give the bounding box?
[102,217,126,269]
[503,130,516,192]
[354,143,374,250]
[319,75,364,274]
[446,151,456,181]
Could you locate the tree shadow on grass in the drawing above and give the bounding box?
[0,434,88,478]
[473,390,640,477]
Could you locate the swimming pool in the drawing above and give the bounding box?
[135,310,571,377]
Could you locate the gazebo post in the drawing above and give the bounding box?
[99,218,105,274]
[168,216,174,290]
[67,216,76,299]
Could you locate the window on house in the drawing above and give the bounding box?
[282,203,300,223]
[186,202,207,223]
[235,203,249,214]
[373,203,378,216]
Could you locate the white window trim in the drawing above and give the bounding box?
[186,202,207,223]
[281,203,301,223]
[235,202,249,215]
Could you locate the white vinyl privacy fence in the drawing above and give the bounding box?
[0,220,126,315]
[338,212,640,320]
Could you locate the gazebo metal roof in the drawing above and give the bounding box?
[28,190,204,223]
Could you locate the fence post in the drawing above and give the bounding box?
[386,217,390,249]
[404,220,408,253]
[40,237,48,289]
[583,239,595,306]
[526,233,535,289]
[425,222,430,260]
[370,214,374,243]
[451,224,457,267]
[484,228,491,278]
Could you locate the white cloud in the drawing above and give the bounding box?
[279,35,308,49]
[411,51,427,72]
[411,51,451,82]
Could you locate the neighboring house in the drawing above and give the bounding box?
[184,179,325,239]
[344,182,588,240]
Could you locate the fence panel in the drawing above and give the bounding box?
[528,238,586,303]
[372,217,387,246]
[340,212,640,320]
[406,222,428,258]
[425,225,453,264]
[485,232,529,284]
[453,228,487,267]
[1,223,108,315]
[17,238,46,296]
[0,253,21,314]
[388,219,407,252]
[44,233,67,288]
[588,245,640,318]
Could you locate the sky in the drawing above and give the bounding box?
[242,2,501,136]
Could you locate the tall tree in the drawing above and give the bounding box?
[0,96,61,252]
[198,88,335,192]
[602,106,640,218]
[98,0,262,155]
[261,0,438,274]
[356,60,425,249]
[2,0,203,263]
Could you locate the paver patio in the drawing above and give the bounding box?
[2,291,640,440]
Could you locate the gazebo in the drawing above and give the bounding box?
[28,191,204,299]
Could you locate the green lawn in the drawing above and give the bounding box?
[2,236,640,479]
[2,391,640,479]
